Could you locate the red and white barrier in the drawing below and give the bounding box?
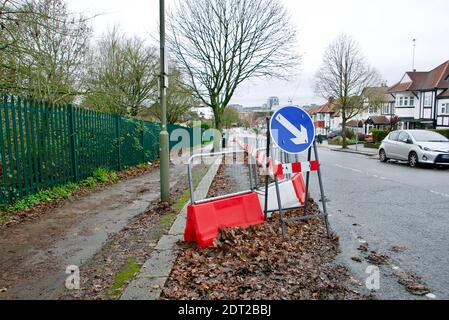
[277,161,320,175]
[234,137,284,178]
[185,192,264,248]
[232,136,310,217]
[256,173,306,217]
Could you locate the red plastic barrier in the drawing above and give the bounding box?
[291,174,306,205]
[185,192,265,248]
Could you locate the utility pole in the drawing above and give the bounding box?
[159,0,170,202]
[412,38,416,71]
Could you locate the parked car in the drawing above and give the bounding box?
[379,130,449,167]
[327,130,342,139]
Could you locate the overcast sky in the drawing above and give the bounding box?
[66,0,449,108]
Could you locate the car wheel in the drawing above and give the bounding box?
[379,149,388,163]
[408,152,419,168]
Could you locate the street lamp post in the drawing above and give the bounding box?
[159,0,170,202]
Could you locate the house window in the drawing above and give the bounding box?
[442,103,448,115]
[410,97,415,106]
[399,97,404,106]
[424,93,432,106]
[404,97,409,106]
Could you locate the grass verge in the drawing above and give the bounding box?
[109,257,141,298]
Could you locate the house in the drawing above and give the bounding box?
[388,60,449,129]
[307,99,341,136]
[355,86,396,133]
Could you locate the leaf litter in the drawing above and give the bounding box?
[162,162,372,300]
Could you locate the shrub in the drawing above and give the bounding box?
[364,142,381,149]
[93,167,111,183]
[371,129,389,143]
[83,177,98,188]
[433,129,449,139]
[328,136,343,145]
[343,128,355,139]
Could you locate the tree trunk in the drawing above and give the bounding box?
[213,106,224,152]
[341,119,348,149]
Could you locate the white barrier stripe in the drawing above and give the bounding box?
[281,161,320,174]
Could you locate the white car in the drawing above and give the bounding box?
[379,130,449,167]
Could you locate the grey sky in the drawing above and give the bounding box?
[67,0,449,107]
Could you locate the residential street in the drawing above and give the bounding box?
[309,148,449,299]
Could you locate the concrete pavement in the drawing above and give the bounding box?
[306,148,449,299]
[319,141,378,157]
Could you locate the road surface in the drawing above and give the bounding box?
[308,148,449,300]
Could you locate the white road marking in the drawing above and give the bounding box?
[334,164,363,173]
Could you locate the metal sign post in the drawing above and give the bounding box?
[263,106,331,238]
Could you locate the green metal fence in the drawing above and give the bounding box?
[0,95,197,205]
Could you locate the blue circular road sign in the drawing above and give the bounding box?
[270,106,315,154]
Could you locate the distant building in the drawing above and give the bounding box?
[228,104,243,112]
[307,99,341,136]
[191,106,214,120]
[267,97,280,111]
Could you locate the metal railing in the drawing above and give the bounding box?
[0,94,199,205]
[187,149,254,205]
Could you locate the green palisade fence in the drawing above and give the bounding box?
[0,95,198,205]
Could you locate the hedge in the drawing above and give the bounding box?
[371,129,389,143]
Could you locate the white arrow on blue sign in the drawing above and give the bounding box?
[270,106,316,154]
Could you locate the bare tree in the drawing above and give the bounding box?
[168,0,299,136]
[82,29,158,116]
[148,65,198,124]
[315,34,380,148]
[362,86,390,114]
[0,0,92,103]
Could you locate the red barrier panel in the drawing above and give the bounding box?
[291,173,306,205]
[185,192,265,248]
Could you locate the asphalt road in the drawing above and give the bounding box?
[307,148,449,300]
